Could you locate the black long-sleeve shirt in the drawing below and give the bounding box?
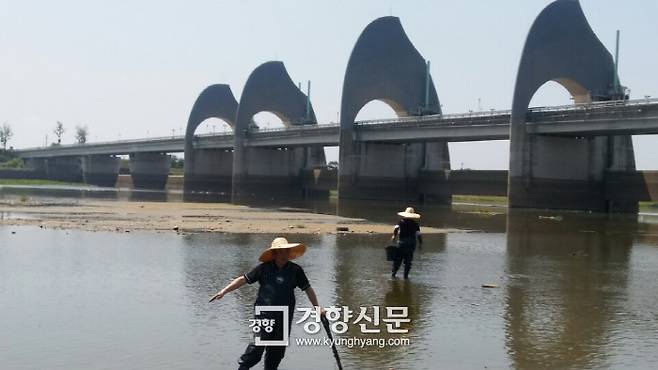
[244,261,310,312]
[393,219,423,247]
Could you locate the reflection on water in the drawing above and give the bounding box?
[0,184,120,200]
[504,211,658,370]
[2,188,658,369]
[329,233,442,369]
[338,199,508,233]
[0,184,187,203]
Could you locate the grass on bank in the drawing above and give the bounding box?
[169,167,184,176]
[640,202,658,212]
[1,177,655,212]
[0,158,24,169]
[0,179,83,186]
[452,195,508,205]
[454,196,658,212]
[329,192,508,205]
[331,192,656,211]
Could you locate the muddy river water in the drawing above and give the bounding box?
[1,187,658,369]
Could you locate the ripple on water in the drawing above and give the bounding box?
[1,208,658,369]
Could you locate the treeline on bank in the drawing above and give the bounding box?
[0,149,23,169]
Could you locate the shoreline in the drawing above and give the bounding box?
[0,198,458,235]
[2,181,656,212]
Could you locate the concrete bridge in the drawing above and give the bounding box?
[9,0,658,212]
[15,98,658,205]
[17,100,658,156]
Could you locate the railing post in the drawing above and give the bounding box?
[306,80,311,123]
[613,30,620,94]
[424,60,431,113]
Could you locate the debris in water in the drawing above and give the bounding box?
[481,283,498,288]
[538,215,563,222]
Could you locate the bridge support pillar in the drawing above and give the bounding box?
[231,61,327,201]
[339,141,450,203]
[507,0,638,213]
[183,84,238,197]
[418,142,452,203]
[234,146,326,200]
[81,155,120,187]
[184,149,233,194]
[301,145,331,198]
[41,156,83,183]
[129,152,171,190]
[23,158,49,178]
[509,135,637,212]
[336,16,451,205]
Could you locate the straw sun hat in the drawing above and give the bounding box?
[397,207,421,219]
[259,237,307,263]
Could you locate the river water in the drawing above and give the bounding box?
[1,187,658,369]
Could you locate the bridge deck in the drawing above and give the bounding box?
[15,99,658,158]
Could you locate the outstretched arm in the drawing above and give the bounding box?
[304,286,326,316]
[209,276,247,302]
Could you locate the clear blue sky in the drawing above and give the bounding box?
[1,0,657,168]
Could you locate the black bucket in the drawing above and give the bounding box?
[385,244,398,261]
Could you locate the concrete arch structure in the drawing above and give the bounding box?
[183,84,238,194]
[232,61,326,200]
[508,0,636,212]
[338,16,450,203]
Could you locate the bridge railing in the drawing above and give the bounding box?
[17,131,235,152]
[354,97,658,126]
[251,123,340,134]
[194,131,234,137]
[528,97,658,114]
[354,109,512,127]
[17,134,187,151]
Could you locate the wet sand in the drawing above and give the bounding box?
[0,199,454,235]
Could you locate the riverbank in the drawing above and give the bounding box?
[452,194,658,213]
[0,198,454,235]
[3,178,653,212]
[0,179,83,186]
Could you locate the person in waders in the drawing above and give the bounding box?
[209,237,325,370]
[390,207,423,279]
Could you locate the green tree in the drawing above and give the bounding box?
[53,121,65,145]
[0,122,13,150]
[75,125,88,144]
[170,155,184,168]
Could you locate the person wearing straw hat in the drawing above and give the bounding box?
[209,237,324,370]
[391,207,423,279]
